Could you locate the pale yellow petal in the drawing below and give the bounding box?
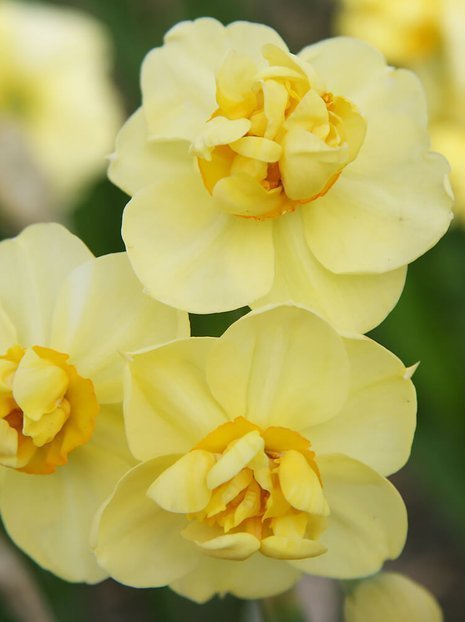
[0,404,134,583]
[148,450,215,514]
[108,108,194,196]
[125,338,227,461]
[94,456,201,587]
[281,128,348,200]
[298,37,387,100]
[254,211,406,334]
[309,335,416,476]
[0,223,92,346]
[141,18,224,141]
[12,347,67,420]
[261,536,326,560]
[195,533,260,561]
[206,305,350,429]
[50,252,189,404]
[0,304,17,353]
[170,553,301,603]
[279,449,329,516]
[225,21,288,61]
[303,69,452,274]
[213,173,287,218]
[292,455,407,578]
[122,175,274,313]
[206,430,264,489]
[344,572,443,622]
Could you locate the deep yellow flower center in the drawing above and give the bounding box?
[149,416,330,561]
[0,344,99,474]
[193,44,366,220]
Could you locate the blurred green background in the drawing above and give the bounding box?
[0,0,464,620]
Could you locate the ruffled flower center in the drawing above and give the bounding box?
[192,43,366,220]
[149,416,330,561]
[0,344,99,474]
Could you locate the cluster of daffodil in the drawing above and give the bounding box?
[0,13,450,620]
[336,0,465,223]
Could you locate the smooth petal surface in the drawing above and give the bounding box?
[207,305,350,429]
[0,224,92,347]
[148,450,215,513]
[50,252,188,404]
[94,456,200,587]
[292,455,407,578]
[169,553,301,603]
[308,335,416,476]
[122,176,274,313]
[344,572,443,622]
[141,18,224,141]
[125,338,227,461]
[108,108,194,196]
[254,211,406,333]
[302,63,452,274]
[0,404,134,583]
[299,37,387,100]
[195,533,260,561]
[0,304,17,352]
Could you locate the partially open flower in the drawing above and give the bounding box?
[0,223,188,582]
[95,305,415,602]
[110,19,452,332]
[344,572,443,622]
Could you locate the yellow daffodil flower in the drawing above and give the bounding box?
[0,223,188,582]
[336,0,465,222]
[0,1,122,224]
[344,572,443,621]
[109,18,452,333]
[95,305,415,602]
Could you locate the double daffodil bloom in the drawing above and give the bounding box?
[336,0,465,221]
[95,305,415,602]
[0,1,122,223]
[344,572,443,621]
[110,18,452,333]
[0,223,188,582]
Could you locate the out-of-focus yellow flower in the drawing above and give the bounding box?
[109,19,452,332]
[0,223,188,582]
[344,572,443,622]
[0,1,122,225]
[336,0,465,222]
[94,305,415,602]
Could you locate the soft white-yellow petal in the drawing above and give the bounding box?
[254,211,406,333]
[94,456,201,587]
[108,108,194,196]
[309,335,416,476]
[292,455,407,578]
[125,338,227,461]
[169,553,301,603]
[0,223,92,346]
[302,65,452,274]
[206,305,350,429]
[50,252,189,405]
[122,175,274,314]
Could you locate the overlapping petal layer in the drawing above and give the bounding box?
[95,305,414,599]
[111,19,452,330]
